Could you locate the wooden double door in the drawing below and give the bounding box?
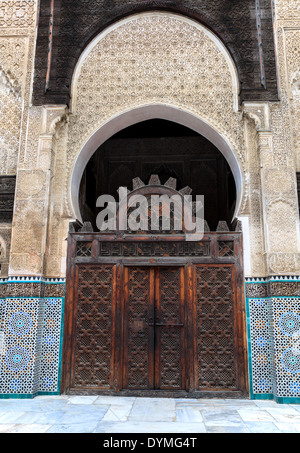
[61,234,249,397]
[123,266,186,391]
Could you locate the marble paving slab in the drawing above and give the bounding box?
[128,398,176,422]
[95,421,207,433]
[0,396,299,433]
[201,409,244,427]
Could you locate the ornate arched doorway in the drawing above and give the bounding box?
[61,119,248,397]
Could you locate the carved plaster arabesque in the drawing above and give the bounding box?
[66,12,247,225]
[268,13,300,273]
[242,114,265,276]
[38,105,69,171]
[0,0,37,276]
[291,69,300,98]
[266,199,300,254]
[0,1,36,28]
[0,60,23,175]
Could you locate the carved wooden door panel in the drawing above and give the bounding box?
[70,264,115,391]
[193,264,244,392]
[122,266,186,390]
[122,266,154,390]
[155,267,186,390]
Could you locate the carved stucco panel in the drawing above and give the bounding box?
[0,1,36,28]
[0,36,27,175]
[263,18,300,275]
[268,252,300,274]
[266,199,299,253]
[283,28,300,171]
[9,196,49,275]
[66,12,246,218]
[263,167,297,197]
[0,1,38,275]
[243,116,267,276]
[274,0,300,20]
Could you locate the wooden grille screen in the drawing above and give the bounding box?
[159,267,184,390]
[72,265,114,389]
[125,267,152,389]
[195,265,237,390]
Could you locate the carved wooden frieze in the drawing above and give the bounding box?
[98,241,211,258]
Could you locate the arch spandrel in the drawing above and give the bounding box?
[71,12,240,113]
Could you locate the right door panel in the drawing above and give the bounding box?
[194,264,238,391]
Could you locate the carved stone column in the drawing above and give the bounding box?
[244,102,300,276]
[9,105,68,278]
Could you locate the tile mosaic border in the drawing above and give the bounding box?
[0,278,65,398]
[245,277,300,404]
[1,276,300,402]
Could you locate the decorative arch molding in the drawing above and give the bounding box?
[69,104,245,224]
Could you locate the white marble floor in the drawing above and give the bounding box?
[0,396,299,433]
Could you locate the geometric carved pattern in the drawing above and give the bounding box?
[196,265,237,389]
[125,266,183,390]
[159,267,182,389]
[99,241,210,257]
[126,267,150,389]
[218,241,234,257]
[76,241,92,257]
[73,265,113,388]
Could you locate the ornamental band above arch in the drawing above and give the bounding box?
[33,0,278,106]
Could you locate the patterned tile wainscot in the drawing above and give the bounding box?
[0,278,65,398]
[246,277,300,404]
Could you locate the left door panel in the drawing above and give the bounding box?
[70,264,115,391]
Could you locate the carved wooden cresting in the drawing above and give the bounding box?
[62,231,248,397]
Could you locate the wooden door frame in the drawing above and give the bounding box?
[61,232,249,397]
